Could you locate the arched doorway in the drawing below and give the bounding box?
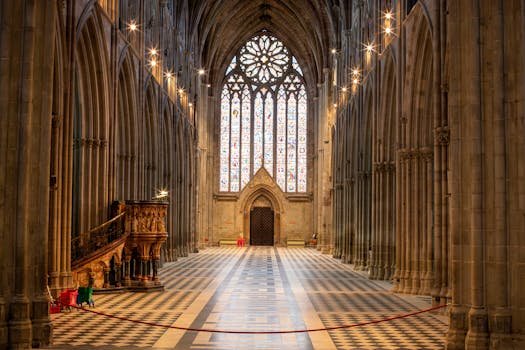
[250,207,274,245]
[248,194,275,246]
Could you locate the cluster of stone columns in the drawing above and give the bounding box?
[329,0,524,348]
[2,1,198,347]
[369,160,395,281]
[393,148,433,295]
[0,1,57,348]
[445,1,524,348]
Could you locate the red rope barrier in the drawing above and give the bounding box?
[58,303,448,334]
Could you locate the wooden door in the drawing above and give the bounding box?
[250,207,274,246]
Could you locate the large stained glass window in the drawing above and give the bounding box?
[219,33,307,192]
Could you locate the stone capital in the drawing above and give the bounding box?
[434,126,450,146]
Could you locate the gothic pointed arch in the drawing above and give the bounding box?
[239,183,283,245]
[370,48,397,282]
[395,3,435,296]
[143,80,158,199]
[73,8,111,237]
[218,32,308,194]
[116,48,138,200]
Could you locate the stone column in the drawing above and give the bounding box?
[140,259,148,286]
[422,149,434,295]
[103,267,111,288]
[463,0,489,346]
[0,1,58,348]
[123,258,131,286]
[115,263,122,287]
[387,162,395,281]
[152,259,159,283]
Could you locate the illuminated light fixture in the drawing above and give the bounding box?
[188,102,193,107]
[198,69,205,75]
[352,68,360,76]
[164,71,173,79]
[342,87,348,92]
[333,103,337,108]
[178,88,184,94]
[365,42,375,52]
[207,84,211,88]
[385,26,392,35]
[331,48,337,54]
[385,11,393,20]
[353,78,359,85]
[150,59,157,67]
[149,47,158,56]
[154,189,169,199]
[128,20,138,32]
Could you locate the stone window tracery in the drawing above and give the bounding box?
[219,33,307,193]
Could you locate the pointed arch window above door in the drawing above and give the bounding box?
[219,33,307,193]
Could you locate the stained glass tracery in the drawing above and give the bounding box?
[220,33,307,193]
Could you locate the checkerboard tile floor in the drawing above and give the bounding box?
[47,247,448,349]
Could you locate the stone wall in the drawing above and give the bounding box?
[211,169,313,246]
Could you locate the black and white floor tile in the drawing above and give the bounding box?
[47,247,448,349]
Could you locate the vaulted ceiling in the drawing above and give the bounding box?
[189,0,339,92]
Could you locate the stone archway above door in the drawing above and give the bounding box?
[238,168,284,245]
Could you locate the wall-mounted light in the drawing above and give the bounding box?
[331,48,337,54]
[364,42,375,53]
[178,88,184,94]
[188,102,193,107]
[165,71,173,79]
[198,69,205,75]
[149,47,158,56]
[383,10,396,38]
[128,20,138,32]
[341,87,348,93]
[154,189,168,199]
[207,84,211,88]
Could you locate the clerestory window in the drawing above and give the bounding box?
[219,33,307,193]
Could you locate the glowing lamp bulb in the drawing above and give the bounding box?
[352,69,359,76]
[128,21,138,31]
[150,48,158,56]
[150,60,157,67]
[353,78,359,85]
[342,87,347,92]
[178,88,184,94]
[207,84,211,88]
[385,27,392,34]
[333,103,337,108]
[155,189,168,199]
[385,12,392,20]
[165,71,172,79]
[331,48,337,54]
[198,69,205,75]
[366,44,373,52]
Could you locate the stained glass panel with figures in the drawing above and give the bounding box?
[220,33,307,192]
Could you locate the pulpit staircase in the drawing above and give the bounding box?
[71,200,168,292]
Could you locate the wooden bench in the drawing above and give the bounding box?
[286,239,305,247]
[219,239,238,246]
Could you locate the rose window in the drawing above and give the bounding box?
[239,35,290,84]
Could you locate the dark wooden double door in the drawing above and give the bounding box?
[250,207,274,246]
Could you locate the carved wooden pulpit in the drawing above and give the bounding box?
[122,200,168,288]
